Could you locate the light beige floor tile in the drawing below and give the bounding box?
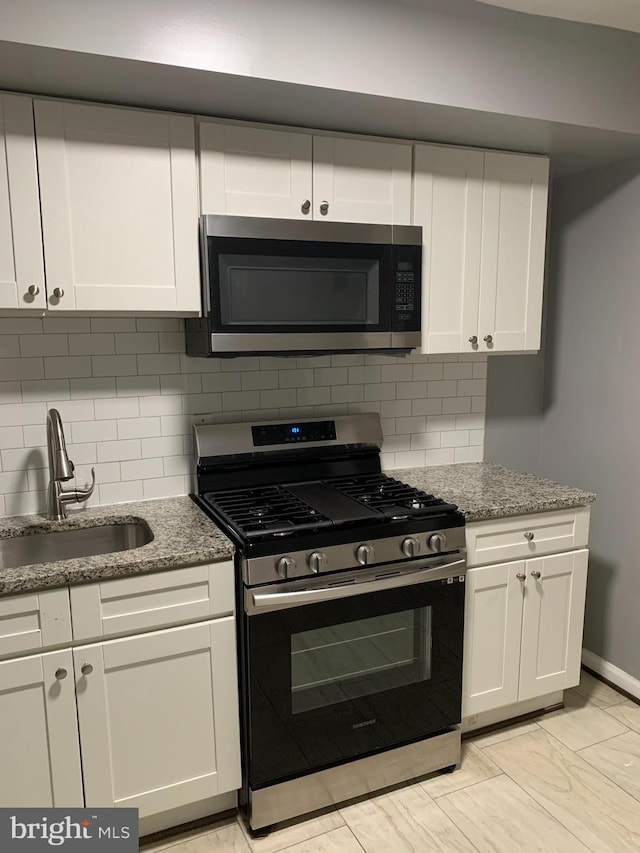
[339,781,476,852]
[438,774,589,852]
[277,826,362,853]
[140,817,237,852]
[605,699,640,733]
[538,689,628,751]
[578,730,640,802]
[419,741,502,798]
[468,717,540,749]
[237,809,345,853]
[207,824,253,852]
[484,727,640,852]
[573,670,628,709]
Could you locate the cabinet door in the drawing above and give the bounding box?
[75,619,241,817]
[0,94,46,310]
[477,152,549,352]
[519,549,588,701]
[313,136,411,224]
[413,144,484,354]
[35,100,199,313]
[0,650,83,807]
[199,121,313,219]
[462,560,525,717]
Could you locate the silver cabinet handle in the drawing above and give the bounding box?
[516,572,526,581]
[483,334,493,344]
[301,199,311,214]
[27,284,40,296]
[55,667,68,680]
[52,287,64,298]
[468,336,478,345]
[531,570,541,579]
[81,663,93,676]
[524,531,534,541]
[319,201,329,215]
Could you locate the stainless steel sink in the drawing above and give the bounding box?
[0,522,154,570]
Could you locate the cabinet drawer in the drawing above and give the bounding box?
[70,562,235,642]
[0,588,72,659]
[466,507,590,568]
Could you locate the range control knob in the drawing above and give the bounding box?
[428,533,448,553]
[308,551,328,573]
[276,556,296,579]
[401,537,421,558]
[356,544,375,566]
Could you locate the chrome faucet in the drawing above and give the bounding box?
[46,408,96,520]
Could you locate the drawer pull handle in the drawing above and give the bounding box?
[524,531,534,541]
[81,663,93,676]
[516,572,526,581]
[468,335,478,345]
[531,570,541,579]
[55,667,67,680]
[319,201,329,215]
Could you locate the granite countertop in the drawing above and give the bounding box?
[0,496,233,597]
[393,462,596,522]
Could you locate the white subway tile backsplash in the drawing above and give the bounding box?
[0,401,47,427]
[69,334,115,356]
[1,357,44,380]
[70,377,116,399]
[121,457,164,481]
[20,335,68,357]
[45,356,91,380]
[21,379,70,402]
[97,438,141,463]
[0,427,23,449]
[115,332,159,354]
[0,336,19,358]
[0,382,21,404]
[94,397,140,420]
[0,332,485,515]
[117,416,161,440]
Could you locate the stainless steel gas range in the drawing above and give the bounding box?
[192,412,466,832]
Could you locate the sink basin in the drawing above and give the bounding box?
[0,522,154,570]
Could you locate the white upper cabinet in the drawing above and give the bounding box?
[0,94,46,310]
[478,152,549,352]
[34,100,200,313]
[199,122,412,225]
[312,136,412,224]
[199,122,313,219]
[414,144,549,354]
[413,145,484,353]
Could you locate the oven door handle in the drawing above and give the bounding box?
[246,558,466,614]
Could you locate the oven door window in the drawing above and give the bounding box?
[245,578,463,790]
[291,608,431,714]
[208,238,391,333]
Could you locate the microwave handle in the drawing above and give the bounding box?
[246,558,466,615]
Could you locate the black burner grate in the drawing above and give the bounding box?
[203,485,333,538]
[327,473,454,518]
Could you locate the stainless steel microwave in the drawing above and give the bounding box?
[185,215,422,357]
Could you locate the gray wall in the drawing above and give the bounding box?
[1,0,640,135]
[540,158,640,679]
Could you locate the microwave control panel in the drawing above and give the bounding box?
[394,258,418,323]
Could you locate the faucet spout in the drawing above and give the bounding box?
[46,408,96,520]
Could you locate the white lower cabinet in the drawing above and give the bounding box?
[463,548,589,718]
[0,561,241,823]
[75,619,240,817]
[0,649,84,807]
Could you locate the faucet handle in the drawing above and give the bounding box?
[72,467,96,504]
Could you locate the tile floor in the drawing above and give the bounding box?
[140,670,640,853]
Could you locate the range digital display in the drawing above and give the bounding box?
[252,420,337,446]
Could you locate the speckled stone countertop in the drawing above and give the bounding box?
[0,496,233,597]
[393,462,596,522]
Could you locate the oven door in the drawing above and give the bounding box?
[242,557,465,790]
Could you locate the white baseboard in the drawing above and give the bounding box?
[582,649,640,701]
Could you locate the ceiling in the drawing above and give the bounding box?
[475,0,640,33]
